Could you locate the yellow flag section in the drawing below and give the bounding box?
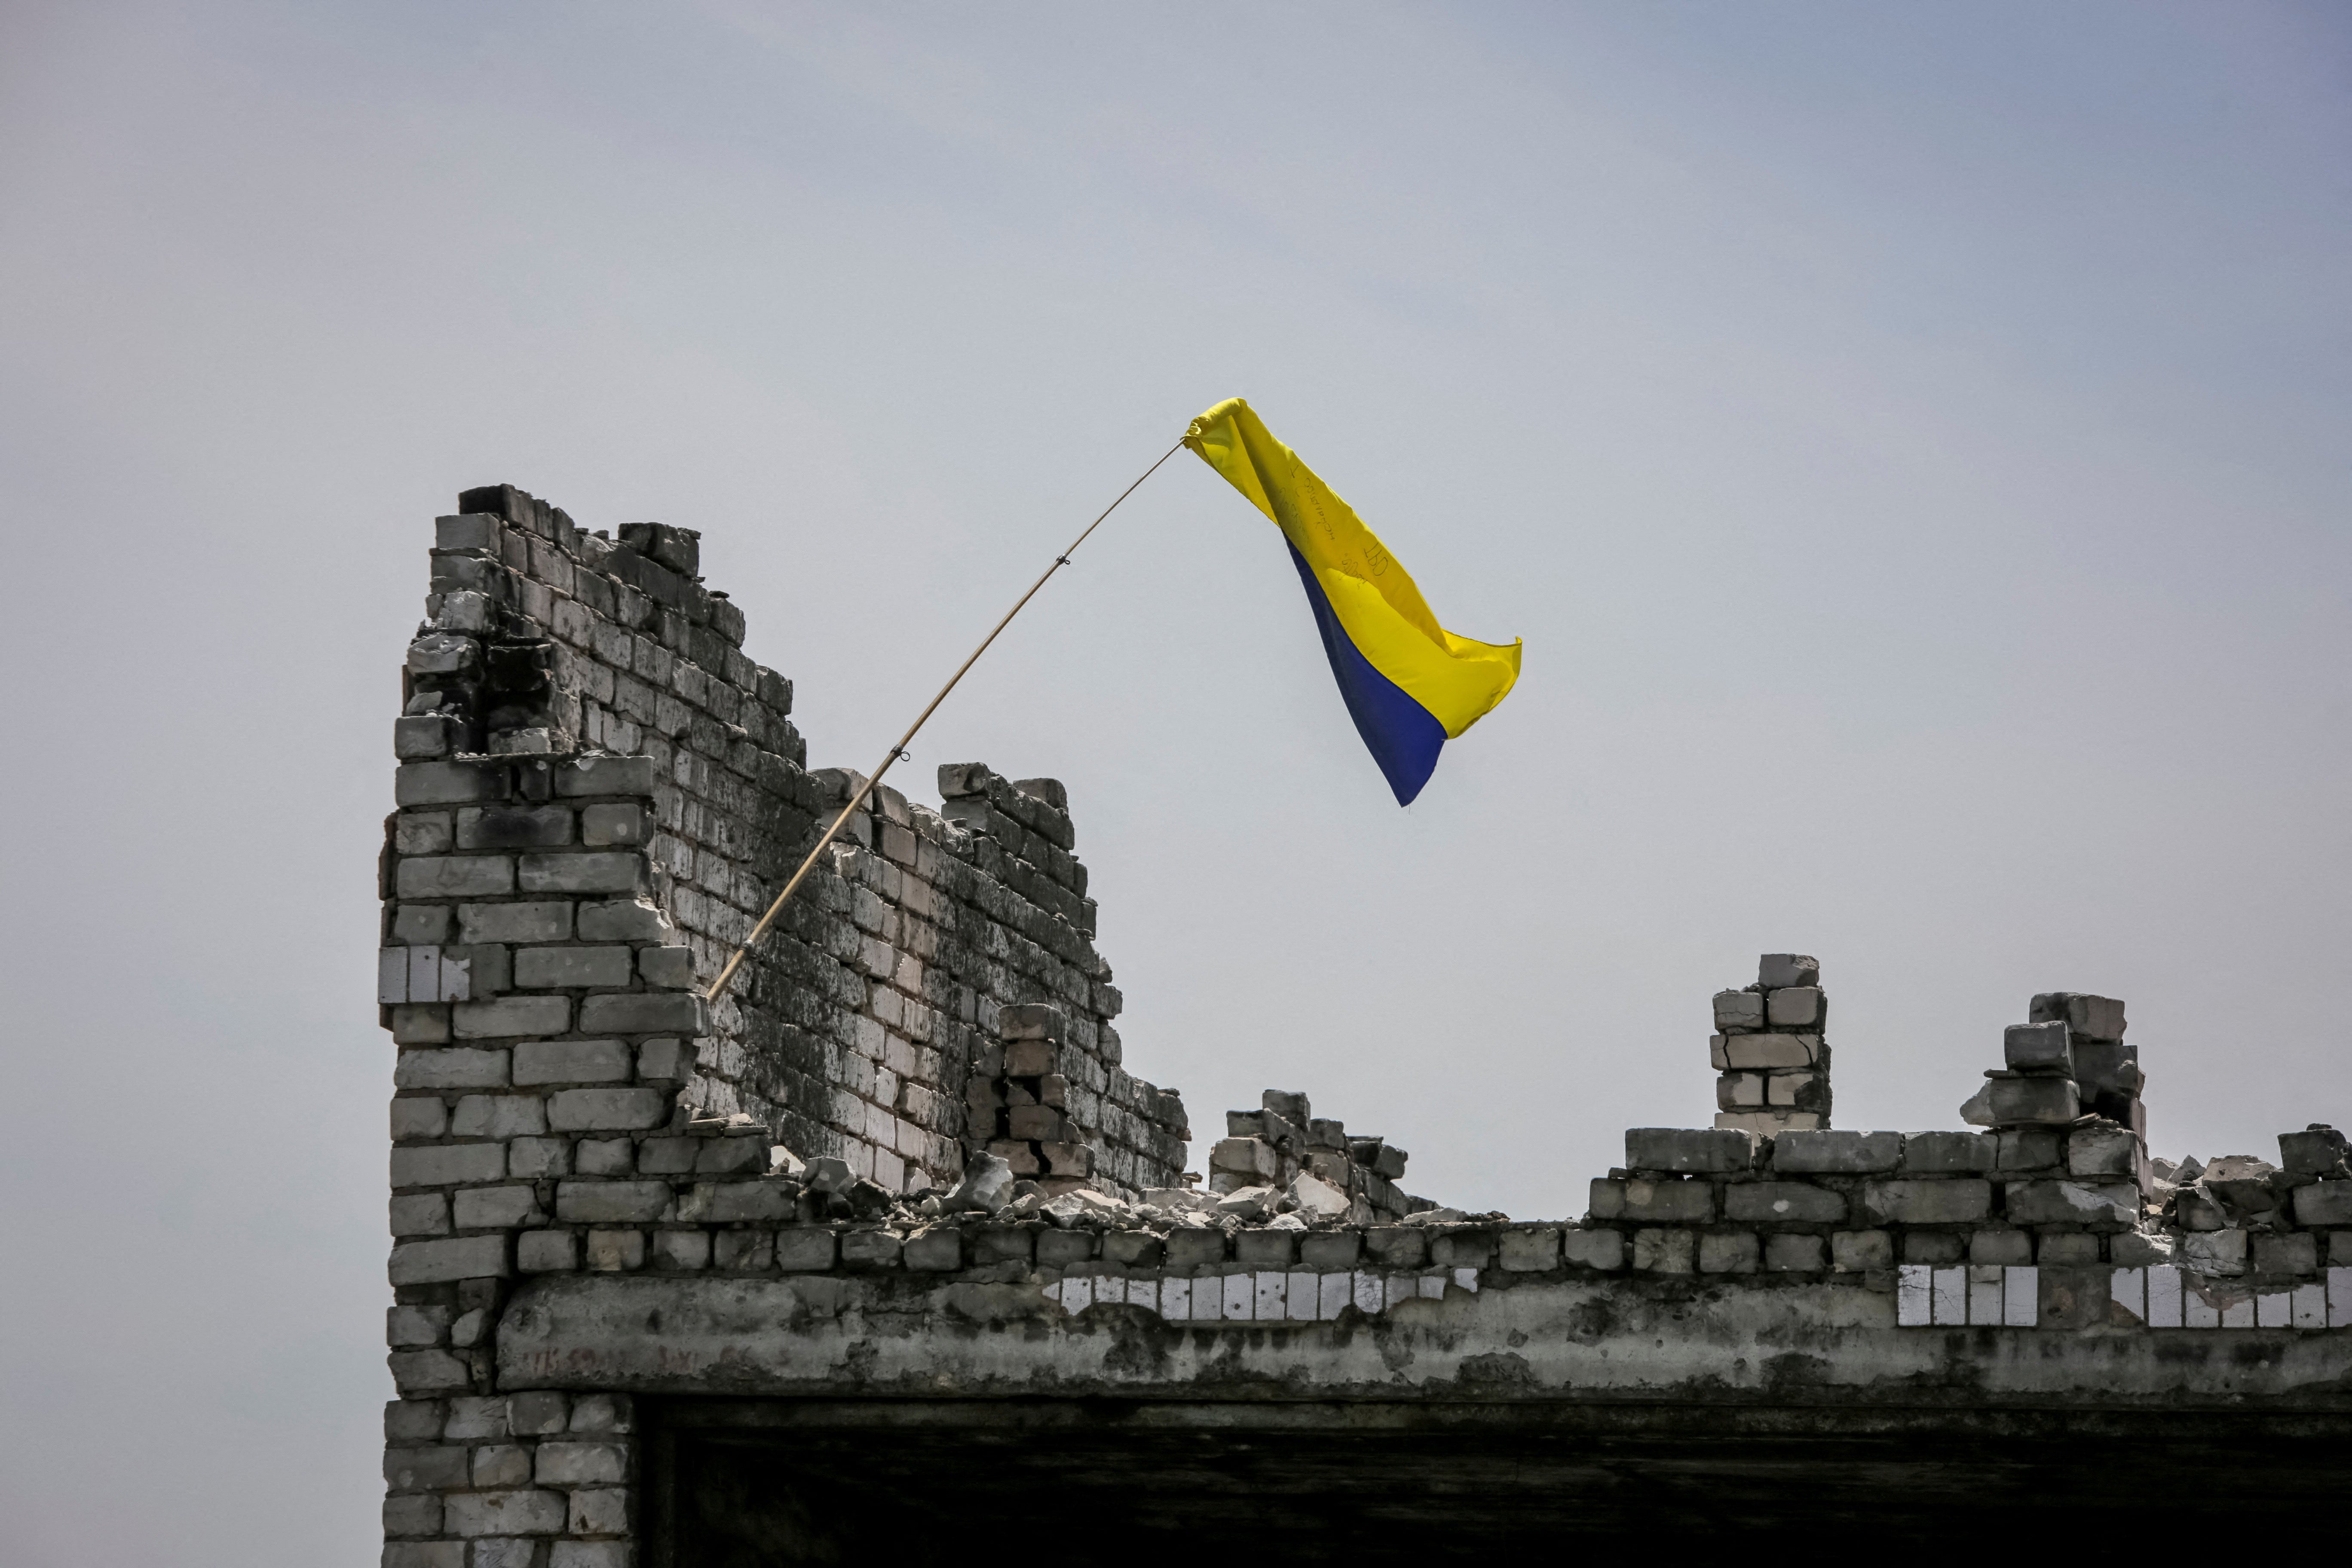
[1183,396,1522,804]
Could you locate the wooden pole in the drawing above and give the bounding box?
[703,437,1186,1005]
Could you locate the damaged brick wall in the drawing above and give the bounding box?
[379,485,1194,1565]
[389,482,1188,1199]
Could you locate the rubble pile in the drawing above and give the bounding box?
[1207,1089,1427,1223]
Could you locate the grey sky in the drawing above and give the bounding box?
[3,2,2347,1559]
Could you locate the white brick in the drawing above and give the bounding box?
[2149,1264,2184,1327]
[2004,1265,2039,1327]
[1896,1264,1932,1326]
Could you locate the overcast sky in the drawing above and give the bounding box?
[3,2,2348,1559]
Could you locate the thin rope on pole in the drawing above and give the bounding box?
[704,436,1187,1006]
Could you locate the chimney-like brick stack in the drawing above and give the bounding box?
[1711,953,1830,1134]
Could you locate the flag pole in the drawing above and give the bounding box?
[704,437,1188,1006]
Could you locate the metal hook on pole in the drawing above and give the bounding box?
[703,436,1187,1006]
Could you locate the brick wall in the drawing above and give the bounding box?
[379,484,1193,1564]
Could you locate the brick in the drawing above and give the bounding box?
[1632,1229,1695,1273]
[519,851,646,894]
[653,1229,710,1270]
[453,1185,542,1229]
[998,1003,1066,1039]
[904,1228,964,1271]
[556,1181,671,1223]
[1499,1227,1562,1271]
[678,1181,793,1222]
[389,1097,450,1141]
[548,1087,671,1131]
[577,1139,634,1176]
[551,1545,634,1568]
[585,1229,648,1271]
[391,1143,506,1188]
[457,805,574,850]
[1987,1076,2079,1125]
[556,754,658,797]
[389,1235,509,1285]
[514,1038,634,1085]
[383,1544,465,1568]
[776,1228,839,1271]
[396,761,504,806]
[568,1487,630,1536]
[2253,1233,2318,1276]
[2294,1181,2352,1227]
[1969,1229,2034,1265]
[1773,1130,1901,1174]
[1724,1182,1847,1224]
[579,992,709,1035]
[450,1094,548,1140]
[1765,986,1822,1027]
[842,1229,904,1268]
[1234,1230,1295,1267]
[515,946,634,988]
[444,1393,510,1439]
[1625,1127,1754,1174]
[387,1350,472,1396]
[1832,1229,1893,1271]
[1905,1232,1964,1265]
[383,1400,447,1443]
[444,1490,567,1537]
[639,945,695,989]
[508,1136,572,1177]
[2279,1127,2349,1176]
[1998,1127,2063,1170]
[453,996,572,1039]
[459,902,571,943]
[1698,1231,1759,1273]
[393,714,457,760]
[1620,1178,1713,1224]
[518,1230,579,1272]
[581,802,648,846]
[389,1004,451,1043]
[2001,1179,2138,1228]
[397,855,515,899]
[1862,1179,1991,1225]
[473,1444,532,1487]
[1764,1233,1825,1271]
[578,898,673,942]
[1165,1228,1229,1268]
[384,1442,469,1490]
[1562,1229,1626,1270]
[394,1047,509,1090]
[535,1440,628,1486]
[1723,1033,1817,1069]
[387,1303,450,1345]
[2033,991,2126,1041]
[1902,1131,1994,1173]
[1712,990,1765,1030]
[637,1038,699,1082]
[383,1492,442,1537]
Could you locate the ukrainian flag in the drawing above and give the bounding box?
[1184,398,1522,805]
